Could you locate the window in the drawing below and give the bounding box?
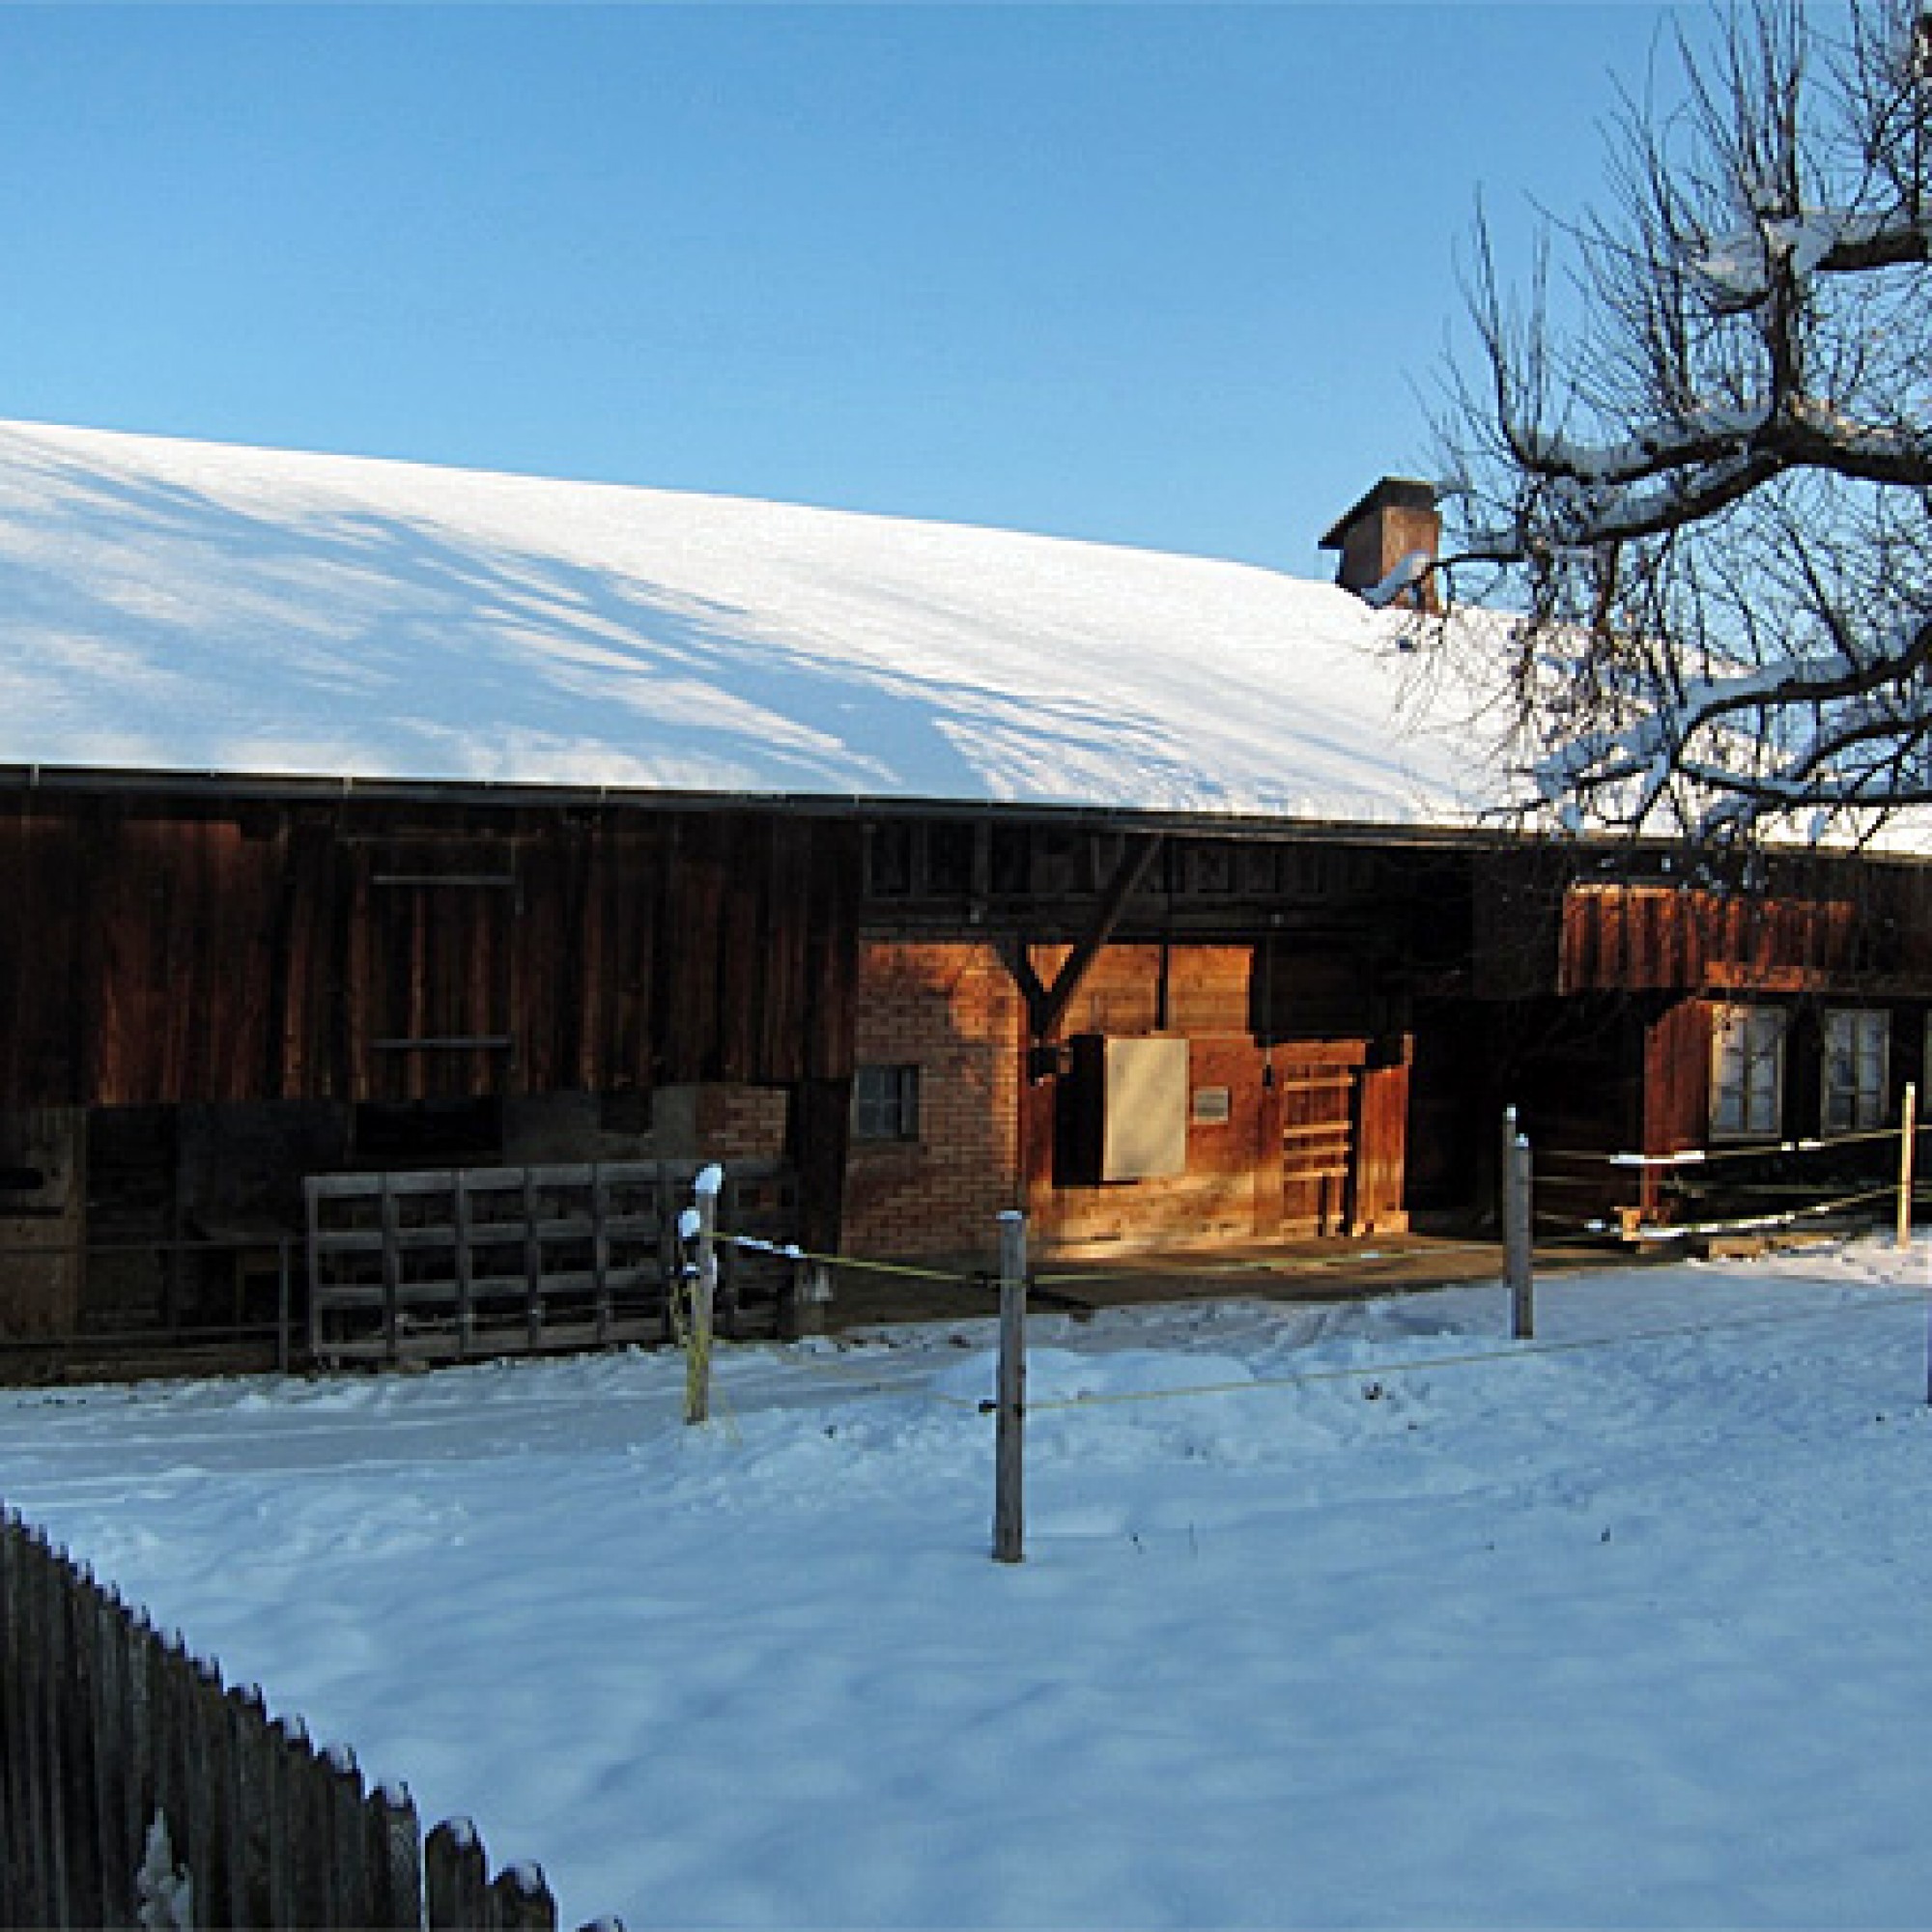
[1711,1005,1787,1139]
[1822,1009,1889,1134]
[865,823,913,897]
[853,1064,921,1143]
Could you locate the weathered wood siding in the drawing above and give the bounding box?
[0,795,860,1110]
[1352,1053,1410,1234]
[1639,999,1711,1156]
[1559,884,1857,994]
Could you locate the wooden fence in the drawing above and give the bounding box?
[306,1158,807,1369]
[0,1508,613,1929]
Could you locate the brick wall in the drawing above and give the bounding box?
[843,939,1284,1258]
[694,1085,791,1164]
[1031,948,1272,1247]
[842,941,1024,1258]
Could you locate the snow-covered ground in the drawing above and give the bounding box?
[1,1239,1927,1929]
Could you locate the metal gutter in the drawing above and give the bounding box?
[3,761,1925,869]
[0,760,1542,853]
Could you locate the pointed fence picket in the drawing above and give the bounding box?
[0,1507,613,1930]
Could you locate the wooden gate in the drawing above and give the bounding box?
[1275,1045,1359,1235]
[1272,1039,1410,1236]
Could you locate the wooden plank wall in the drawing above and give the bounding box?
[0,795,860,1110]
[1351,1055,1410,1234]
[1558,884,1858,994]
[1474,850,1932,1000]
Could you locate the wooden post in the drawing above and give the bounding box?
[275,1236,292,1378]
[1503,1112,1534,1341]
[685,1168,721,1427]
[993,1210,1027,1564]
[1897,1081,1918,1252]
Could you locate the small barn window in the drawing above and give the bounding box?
[1711,1005,1787,1139]
[866,824,913,897]
[853,1064,921,1143]
[924,823,975,896]
[989,827,1030,895]
[1822,1009,1889,1134]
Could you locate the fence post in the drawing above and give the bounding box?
[1504,1110,1535,1341]
[1897,1082,1918,1253]
[276,1236,292,1378]
[684,1166,723,1427]
[993,1210,1028,1565]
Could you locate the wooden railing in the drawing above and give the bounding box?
[305,1158,804,1367]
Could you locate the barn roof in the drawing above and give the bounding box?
[0,418,1498,831]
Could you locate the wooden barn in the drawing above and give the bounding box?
[1457,847,1932,1231]
[1,421,1927,1358]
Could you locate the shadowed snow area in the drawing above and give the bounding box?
[0,420,1489,822]
[1,1240,1928,1928]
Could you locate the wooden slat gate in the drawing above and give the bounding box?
[1274,1041,1409,1237]
[305,1159,800,1367]
[1276,1053,1358,1236]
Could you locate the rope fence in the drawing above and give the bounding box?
[1534,1081,1924,1252]
[671,1107,1932,1564]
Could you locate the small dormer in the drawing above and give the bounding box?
[1320,477,1441,613]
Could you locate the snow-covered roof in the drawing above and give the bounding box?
[0,418,1496,830]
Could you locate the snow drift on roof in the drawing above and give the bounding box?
[0,419,1493,826]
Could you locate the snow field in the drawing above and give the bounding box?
[0,1240,1927,1928]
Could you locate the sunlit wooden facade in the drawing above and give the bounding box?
[4,774,1932,1341]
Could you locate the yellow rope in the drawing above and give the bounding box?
[710,1229,982,1288]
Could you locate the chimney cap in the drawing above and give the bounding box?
[1320,476,1438,552]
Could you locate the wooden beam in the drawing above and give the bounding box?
[1032,833,1167,1040]
[994,934,1048,1031]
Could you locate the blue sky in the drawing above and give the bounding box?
[0,5,1693,579]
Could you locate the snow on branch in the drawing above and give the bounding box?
[1430,0,1932,844]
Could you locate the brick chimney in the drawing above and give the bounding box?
[1320,477,1441,613]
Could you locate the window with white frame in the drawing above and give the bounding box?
[853,1063,921,1143]
[1711,1005,1787,1139]
[1822,1009,1889,1134]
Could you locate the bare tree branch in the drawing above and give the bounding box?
[1430,0,1932,844]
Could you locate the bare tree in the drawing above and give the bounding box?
[1432,0,1932,844]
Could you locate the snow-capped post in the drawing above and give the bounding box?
[1896,1083,1918,1253]
[682,1165,724,1426]
[1503,1108,1534,1340]
[993,1209,1028,1564]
